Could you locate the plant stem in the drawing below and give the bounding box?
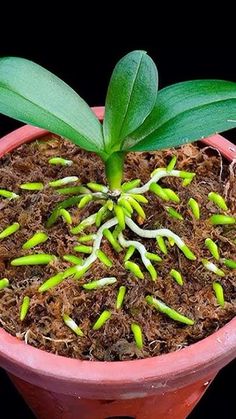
[105,152,125,191]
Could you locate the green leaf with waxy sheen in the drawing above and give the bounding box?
[103,50,158,153]
[0,57,104,153]
[123,80,236,151]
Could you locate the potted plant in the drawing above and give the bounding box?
[0,51,235,419]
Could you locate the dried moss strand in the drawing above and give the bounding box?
[0,278,9,290]
[22,232,48,249]
[20,296,30,321]
[146,296,194,325]
[116,286,126,309]
[213,282,225,307]
[83,277,117,290]
[0,222,20,239]
[93,310,111,330]
[63,314,84,336]
[131,323,143,350]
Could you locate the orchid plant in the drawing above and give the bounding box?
[0,51,235,347]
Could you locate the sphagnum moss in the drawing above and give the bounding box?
[0,50,236,353]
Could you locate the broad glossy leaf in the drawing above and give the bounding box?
[123,80,236,151]
[0,57,103,152]
[103,50,158,152]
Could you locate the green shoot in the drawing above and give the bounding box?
[74,245,92,254]
[48,157,73,166]
[20,182,44,190]
[83,277,117,290]
[96,249,113,267]
[63,314,84,336]
[22,232,48,249]
[103,228,122,252]
[0,189,19,199]
[163,188,180,203]
[170,269,183,285]
[63,255,83,265]
[121,179,141,192]
[49,176,79,187]
[213,282,225,307]
[87,182,108,193]
[0,278,9,290]
[201,259,225,276]
[11,254,55,266]
[145,252,162,262]
[92,310,111,330]
[166,155,177,172]
[78,234,96,243]
[20,296,30,321]
[205,238,220,260]
[0,222,20,239]
[146,296,194,325]
[156,236,167,254]
[131,323,143,349]
[188,198,200,220]
[78,194,93,209]
[116,286,126,309]
[210,215,235,225]
[149,183,169,201]
[56,186,87,195]
[58,208,72,224]
[222,258,236,269]
[208,192,228,211]
[38,273,64,292]
[125,261,144,279]
[166,207,183,220]
[124,245,136,261]
[114,204,126,229]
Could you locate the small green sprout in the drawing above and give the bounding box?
[124,245,136,262]
[163,188,180,203]
[78,194,93,209]
[49,176,79,188]
[180,245,196,260]
[168,237,175,247]
[20,296,30,321]
[63,255,83,265]
[63,314,84,336]
[182,177,194,187]
[114,204,126,229]
[22,232,48,249]
[125,261,144,279]
[179,171,196,179]
[210,214,235,225]
[73,245,93,254]
[96,249,113,267]
[156,236,167,255]
[222,258,236,269]
[166,155,177,172]
[130,194,148,204]
[0,222,20,239]
[103,228,122,252]
[121,179,141,192]
[92,310,111,330]
[0,278,9,290]
[20,182,44,190]
[116,285,126,309]
[11,254,55,266]
[71,213,97,234]
[146,296,194,325]
[213,282,225,307]
[96,205,109,227]
[149,183,169,201]
[127,197,146,219]
[87,182,108,193]
[83,277,117,290]
[59,208,72,224]
[56,186,87,195]
[147,263,158,281]
[205,238,220,260]
[78,234,96,243]
[170,269,183,285]
[188,198,200,220]
[38,273,64,292]
[131,323,143,349]
[208,192,228,211]
[201,259,225,276]
[145,252,162,262]
[166,207,183,220]
[0,189,19,199]
[48,157,73,166]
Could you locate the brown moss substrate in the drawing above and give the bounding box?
[0,135,235,361]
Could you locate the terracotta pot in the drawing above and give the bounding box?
[0,107,235,419]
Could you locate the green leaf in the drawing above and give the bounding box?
[0,57,104,152]
[123,80,236,151]
[103,50,158,153]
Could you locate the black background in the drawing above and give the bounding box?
[0,20,235,419]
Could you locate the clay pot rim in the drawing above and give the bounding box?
[0,106,235,387]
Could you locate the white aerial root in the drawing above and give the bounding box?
[128,169,188,194]
[118,232,151,270]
